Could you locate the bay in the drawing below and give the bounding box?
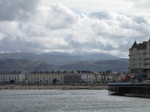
[0,90,150,112]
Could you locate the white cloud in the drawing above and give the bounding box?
[0,33,4,40]
[0,0,150,58]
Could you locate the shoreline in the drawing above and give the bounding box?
[0,85,108,90]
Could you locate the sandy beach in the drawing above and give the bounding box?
[0,85,108,90]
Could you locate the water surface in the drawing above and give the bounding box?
[0,90,150,112]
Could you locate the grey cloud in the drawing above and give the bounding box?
[0,2,150,57]
[46,4,76,30]
[120,16,150,38]
[65,34,118,52]
[133,16,148,24]
[90,11,112,20]
[0,0,39,21]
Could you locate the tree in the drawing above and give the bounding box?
[10,80,15,84]
[52,79,57,84]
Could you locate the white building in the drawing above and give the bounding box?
[129,39,150,79]
[78,71,99,85]
[0,71,25,84]
[28,71,64,84]
[27,70,100,85]
[101,71,119,83]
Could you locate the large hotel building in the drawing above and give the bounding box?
[0,71,25,84]
[129,39,150,79]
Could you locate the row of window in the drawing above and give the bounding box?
[28,76,63,78]
[29,79,59,81]
[29,77,62,80]
[0,74,20,76]
[0,75,19,77]
[0,77,19,80]
[0,78,19,81]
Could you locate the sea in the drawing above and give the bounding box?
[0,89,150,112]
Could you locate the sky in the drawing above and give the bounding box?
[0,0,150,58]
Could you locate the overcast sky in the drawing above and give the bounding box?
[0,0,150,58]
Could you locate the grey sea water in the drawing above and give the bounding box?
[0,89,150,112]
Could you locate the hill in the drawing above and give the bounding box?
[0,59,57,73]
[0,53,128,73]
[59,58,129,72]
[0,58,128,73]
[0,52,118,65]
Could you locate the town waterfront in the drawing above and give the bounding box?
[0,90,150,112]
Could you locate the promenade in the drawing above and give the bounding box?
[0,85,108,90]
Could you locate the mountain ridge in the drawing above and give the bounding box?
[0,53,128,73]
[0,52,118,65]
[0,58,128,73]
[59,58,128,72]
[0,59,57,73]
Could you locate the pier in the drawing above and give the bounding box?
[108,83,150,97]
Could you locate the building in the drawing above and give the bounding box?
[27,71,64,84]
[0,71,25,84]
[77,71,98,85]
[129,39,150,79]
[100,70,119,83]
[95,72,102,84]
[64,71,81,85]
[87,71,96,85]
[27,70,100,85]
